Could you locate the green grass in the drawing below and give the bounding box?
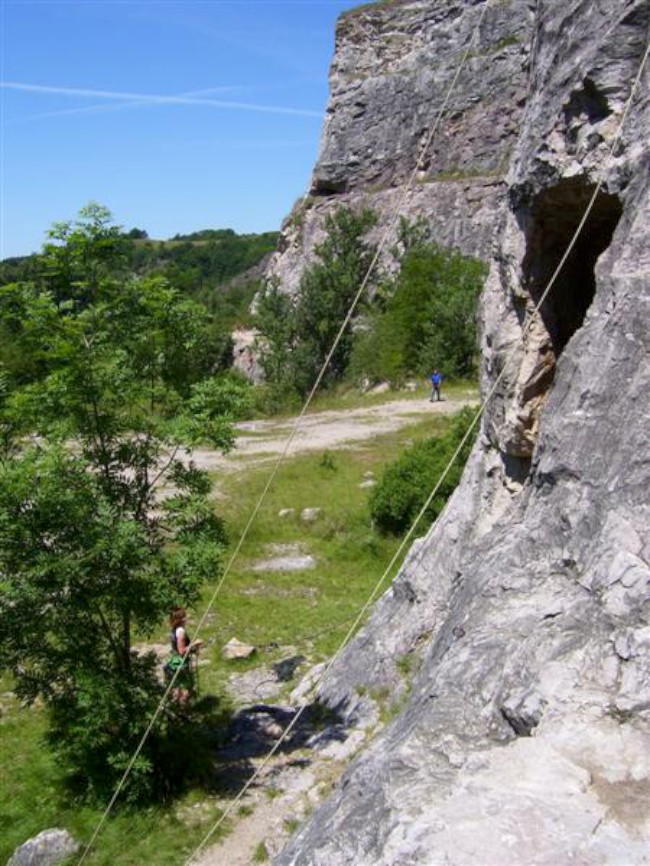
[284,817,301,834]
[253,840,270,862]
[468,34,521,58]
[343,0,411,18]
[0,693,228,865]
[1,395,474,864]
[193,417,458,695]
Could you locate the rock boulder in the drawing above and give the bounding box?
[8,829,79,866]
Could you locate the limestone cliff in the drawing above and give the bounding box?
[267,0,534,295]
[275,0,650,863]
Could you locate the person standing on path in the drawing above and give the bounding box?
[165,606,203,708]
[430,369,443,402]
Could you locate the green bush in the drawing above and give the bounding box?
[370,408,477,534]
[349,237,488,386]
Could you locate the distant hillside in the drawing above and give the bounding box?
[128,228,278,294]
[0,227,279,328]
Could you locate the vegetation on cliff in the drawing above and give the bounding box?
[256,208,487,408]
[256,207,378,404]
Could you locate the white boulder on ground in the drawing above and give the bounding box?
[252,554,316,572]
[300,508,322,523]
[222,638,256,660]
[8,829,80,866]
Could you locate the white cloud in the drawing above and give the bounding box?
[1,81,322,118]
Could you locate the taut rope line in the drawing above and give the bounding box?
[183,26,650,866]
[76,4,492,861]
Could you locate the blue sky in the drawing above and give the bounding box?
[1,0,358,258]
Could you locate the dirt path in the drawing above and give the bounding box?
[189,391,476,865]
[192,755,322,866]
[189,393,476,474]
[193,736,365,866]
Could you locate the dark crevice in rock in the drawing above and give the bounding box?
[502,452,532,485]
[534,466,581,490]
[393,577,418,604]
[522,178,623,358]
[310,176,349,196]
[563,77,611,126]
[500,705,539,737]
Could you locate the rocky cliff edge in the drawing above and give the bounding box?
[267,0,534,295]
[276,0,650,863]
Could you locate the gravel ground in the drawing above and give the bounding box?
[187,394,476,474]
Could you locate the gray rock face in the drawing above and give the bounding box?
[8,829,79,866]
[275,1,650,864]
[232,328,264,384]
[313,0,530,194]
[266,0,534,296]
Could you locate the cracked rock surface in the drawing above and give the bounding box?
[274,0,650,863]
[266,0,534,297]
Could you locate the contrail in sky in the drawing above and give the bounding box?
[1,81,322,118]
[5,85,271,123]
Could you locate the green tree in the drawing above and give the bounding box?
[1,217,279,373]
[255,278,300,407]
[0,208,252,802]
[350,237,487,384]
[293,207,377,393]
[418,246,487,378]
[256,206,378,399]
[42,201,131,307]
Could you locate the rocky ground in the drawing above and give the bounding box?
[193,718,369,866]
[186,391,476,865]
[188,392,477,475]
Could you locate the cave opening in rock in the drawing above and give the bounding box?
[522,178,623,357]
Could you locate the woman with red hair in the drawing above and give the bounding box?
[165,606,203,707]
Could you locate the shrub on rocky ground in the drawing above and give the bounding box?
[370,408,476,534]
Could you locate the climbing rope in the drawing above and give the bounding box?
[78,3,649,861]
[75,7,493,863]
[182,23,650,866]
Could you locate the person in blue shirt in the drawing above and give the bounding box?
[430,369,443,402]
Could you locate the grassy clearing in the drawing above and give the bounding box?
[1,397,468,863]
[0,689,229,865]
[190,413,453,695]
